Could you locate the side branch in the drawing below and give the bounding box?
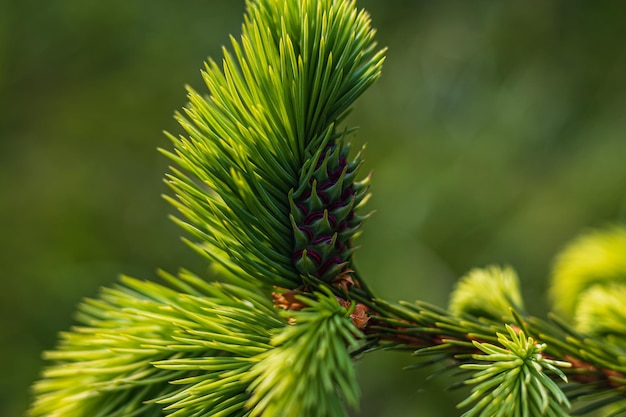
[360,297,626,414]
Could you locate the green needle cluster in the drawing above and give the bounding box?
[459,325,571,417]
[246,291,361,417]
[30,272,284,417]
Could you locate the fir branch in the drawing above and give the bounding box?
[31,2,383,415]
[30,272,284,417]
[29,0,626,416]
[162,0,385,290]
[359,261,626,416]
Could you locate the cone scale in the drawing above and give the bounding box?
[289,140,369,282]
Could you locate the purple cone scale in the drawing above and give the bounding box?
[289,140,370,282]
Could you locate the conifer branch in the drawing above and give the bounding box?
[161,0,384,291]
[29,1,626,416]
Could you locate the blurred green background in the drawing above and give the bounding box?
[2,0,626,416]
